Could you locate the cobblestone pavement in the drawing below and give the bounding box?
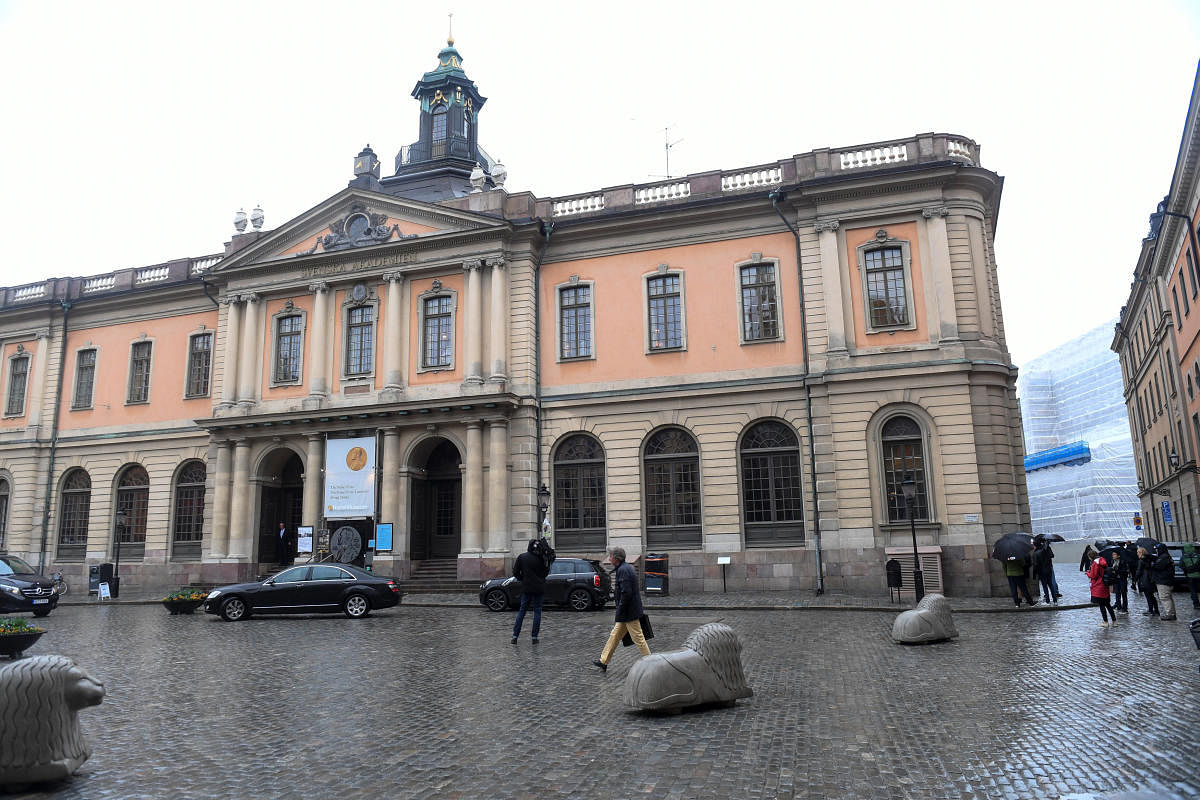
[8,576,1200,800]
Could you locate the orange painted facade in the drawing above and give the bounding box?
[844,222,928,348]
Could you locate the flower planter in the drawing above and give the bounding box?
[0,630,45,659]
[161,599,205,615]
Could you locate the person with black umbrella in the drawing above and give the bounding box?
[1107,548,1129,613]
[1030,537,1062,604]
[1136,546,1160,617]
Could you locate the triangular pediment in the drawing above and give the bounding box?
[213,188,506,273]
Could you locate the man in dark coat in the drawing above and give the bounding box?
[511,539,551,643]
[1151,543,1177,620]
[1136,546,1160,617]
[277,522,291,567]
[1030,537,1062,604]
[592,546,650,672]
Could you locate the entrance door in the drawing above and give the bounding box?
[409,439,462,559]
[258,453,304,564]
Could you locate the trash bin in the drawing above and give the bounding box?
[885,558,902,603]
[98,562,117,599]
[644,553,669,596]
[88,564,101,595]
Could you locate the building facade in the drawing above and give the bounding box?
[0,39,1028,597]
[1114,64,1200,544]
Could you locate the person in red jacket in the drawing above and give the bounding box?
[1087,555,1116,628]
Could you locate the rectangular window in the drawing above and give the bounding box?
[1188,250,1198,298]
[423,296,453,368]
[740,264,779,341]
[1174,286,1184,327]
[1182,279,1191,315]
[5,357,29,416]
[345,306,375,375]
[72,350,96,409]
[559,286,592,359]
[127,342,152,403]
[865,247,908,327]
[186,334,213,397]
[647,275,682,350]
[274,316,302,383]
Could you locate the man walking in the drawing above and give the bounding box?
[1152,543,1178,621]
[592,547,650,672]
[511,539,551,644]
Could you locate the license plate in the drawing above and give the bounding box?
[33,599,49,604]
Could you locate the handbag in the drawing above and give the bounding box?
[620,614,654,647]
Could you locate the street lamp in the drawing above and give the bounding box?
[113,509,127,599]
[900,477,925,603]
[536,483,550,534]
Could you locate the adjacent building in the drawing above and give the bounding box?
[1114,63,1200,544]
[0,38,1029,597]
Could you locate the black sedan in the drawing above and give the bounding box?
[479,557,611,612]
[203,563,402,621]
[0,555,60,617]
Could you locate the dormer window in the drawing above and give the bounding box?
[462,109,471,139]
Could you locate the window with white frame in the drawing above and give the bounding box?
[72,349,97,409]
[344,305,375,376]
[4,353,29,416]
[738,261,780,342]
[646,272,685,351]
[274,315,303,383]
[558,283,593,360]
[421,294,455,369]
[127,341,153,403]
[857,231,916,333]
[186,333,213,397]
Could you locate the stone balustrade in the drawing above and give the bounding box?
[838,144,909,170]
[0,253,222,309]
[12,283,47,301]
[191,256,223,274]
[552,194,606,217]
[635,181,692,205]
[135,266,170,284]
[721,167,783,191]
[82,276,116,293]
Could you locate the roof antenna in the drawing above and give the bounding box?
[650,125,684,180]
[447,11,454,45]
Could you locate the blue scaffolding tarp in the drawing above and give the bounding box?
[1024,441,1092,472]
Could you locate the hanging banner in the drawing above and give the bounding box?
[324,436,377,518]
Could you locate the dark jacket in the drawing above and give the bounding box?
[1030,546,1054,580]
[1136,555,1157,593]
[513,542,550,595]
[1080,546,1098,572]
[613,561,644,623]
[1150,546,1176,585]
[1181,543,1200,578]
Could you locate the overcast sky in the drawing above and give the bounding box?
[1,1,1198,367]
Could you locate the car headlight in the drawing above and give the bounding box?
[1,585,20,596]
[206,589,222,600]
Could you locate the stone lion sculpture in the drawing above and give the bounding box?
[0,655,105,786]
[891,593,958,644]
[623,622,753,712]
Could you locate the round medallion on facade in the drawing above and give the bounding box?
[345,446,368,471]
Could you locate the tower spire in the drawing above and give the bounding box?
[447,12,454,45]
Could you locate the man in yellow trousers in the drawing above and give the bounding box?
[593,546,650,672]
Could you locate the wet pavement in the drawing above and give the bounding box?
[6,564,1200,800]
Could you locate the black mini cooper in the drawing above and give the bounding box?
[479,557,612,612]
[0,555,60,617]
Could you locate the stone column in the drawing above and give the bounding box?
[302,434,324,529]
[210,440,233,558]
[486,418,509,553]
[219,297,243,409]
[308,282,331,402]
[382,272,405,397]
[965,214,996,342]
[922,206,959,343]
[487,258,508,384]
[463,420,484,552]
[24,331,50,431]
[395,466,412,563]
[380,427,401,526]
[236,293,261,409]
[463,260,484,385]
[814,220,848,355]
[227,439,252,559]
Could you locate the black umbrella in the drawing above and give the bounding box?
[992,532,1035,561]
[1097,545,1123,564]
[1135,536,1160,552]
[1041,534,1066,542]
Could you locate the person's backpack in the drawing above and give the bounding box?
[1182,551,1200,575]
[1102,561,1117,587]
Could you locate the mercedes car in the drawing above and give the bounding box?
[0,555,60,617]
[203,563,402,621]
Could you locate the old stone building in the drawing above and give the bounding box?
[0,38,1028,597]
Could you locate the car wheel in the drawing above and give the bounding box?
[484,588,509,612]
[343,593,371,619]
[568,588,592,612]
[220,596,248,622]
[33,609,51,618]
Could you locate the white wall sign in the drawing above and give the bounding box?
[324,437,377,518]
[296,525,314,554]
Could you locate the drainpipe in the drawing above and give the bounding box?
[531,219,555,536]
[769,191,824,594]
[37,299,72,574]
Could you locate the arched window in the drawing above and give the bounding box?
[553,435,606,551]
[172,461,206,560]
[115,465,150,560]
[881,416,928,522]
[643,428,701,549]
[56,469,92,561]
[740,421,803,546]
[0,477,9,550]
[431,104,448,149]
